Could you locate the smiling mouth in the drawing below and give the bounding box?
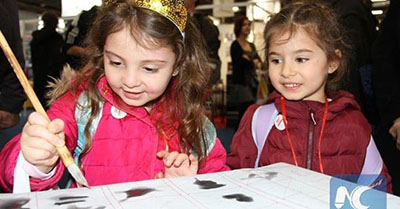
[123,91,143,99]
[281,83,302,91]
[283,83,300,88]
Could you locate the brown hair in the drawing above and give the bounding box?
[41,12,59,29]
[50,1,210,168]
[263,0,351,94]
[233,16,249,38]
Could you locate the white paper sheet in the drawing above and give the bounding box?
[1,163,399,209]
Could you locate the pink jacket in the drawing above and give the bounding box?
[0,77,229,192]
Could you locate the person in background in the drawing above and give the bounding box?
[184,0,221,85]
[0,0,26,130]
[328,0,379,126]
[227,0,392,193]
[63,5,99,70]
[229,16,261,129]
[372,0,400,196]
[0,0,229,192]
[31,12,64,109]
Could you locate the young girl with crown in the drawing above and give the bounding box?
[0,0,230,192]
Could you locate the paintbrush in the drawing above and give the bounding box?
[0,30,90,188]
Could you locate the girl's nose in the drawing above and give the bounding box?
[123,69,141,88]
[281,63,296,78]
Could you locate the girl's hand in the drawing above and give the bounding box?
[156,151,198,178]
[389,117,400,150]
[20,112,65,174]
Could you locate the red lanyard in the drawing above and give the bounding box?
[280,95,329,173]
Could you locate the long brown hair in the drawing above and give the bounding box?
[233,16,249,38]
[50,1,210,168]
[263,0,352,94]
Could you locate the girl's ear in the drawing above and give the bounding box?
[172,69,179,77]
[328,49,342,74]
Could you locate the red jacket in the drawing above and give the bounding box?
[0,77,230,192]
[227,91,392,192]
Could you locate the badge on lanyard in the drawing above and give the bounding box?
[274,114,285,131]
[111,106,127,119]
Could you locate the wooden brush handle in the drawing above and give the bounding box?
[0,30,49,121]
[0,30,74,166]
[0,31,90,187]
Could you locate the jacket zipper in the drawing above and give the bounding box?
[306,109,316,169]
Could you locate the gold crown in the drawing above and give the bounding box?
[105,0,187,35]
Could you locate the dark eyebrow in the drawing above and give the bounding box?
[104,50,123,60]
[268,51,280,56]
[140,60,167,64]
[294,49,313,53]
[104,50,167,64]
[268,49,313,57]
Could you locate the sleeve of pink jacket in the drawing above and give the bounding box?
[198,137,230,174]
[0,91,78,192]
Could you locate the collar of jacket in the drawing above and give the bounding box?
[96,76,149,120]
[265,90,361,121]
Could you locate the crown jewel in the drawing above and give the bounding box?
[105,0,187,35]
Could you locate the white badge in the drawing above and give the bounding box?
[274,114,286,131]
[111,106,127,119]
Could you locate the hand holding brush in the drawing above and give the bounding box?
[0,30,89,188]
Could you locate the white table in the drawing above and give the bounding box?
[1,162,399,208]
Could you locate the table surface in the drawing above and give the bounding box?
[1,162,399,209]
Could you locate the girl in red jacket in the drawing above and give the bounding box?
[227,0,392,192]
[0,0,229,192]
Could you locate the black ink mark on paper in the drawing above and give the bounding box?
[0,197,30,209]
[54,196,88,206]
[263,172,278,180]
[54,200,86,205]
[59,196,89,201]
[223,194,254,202]
[248,173,257,178]
[245,171,278,180]
[118,187,156,202]
[123,187,156,199]
[194,178,226,189]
